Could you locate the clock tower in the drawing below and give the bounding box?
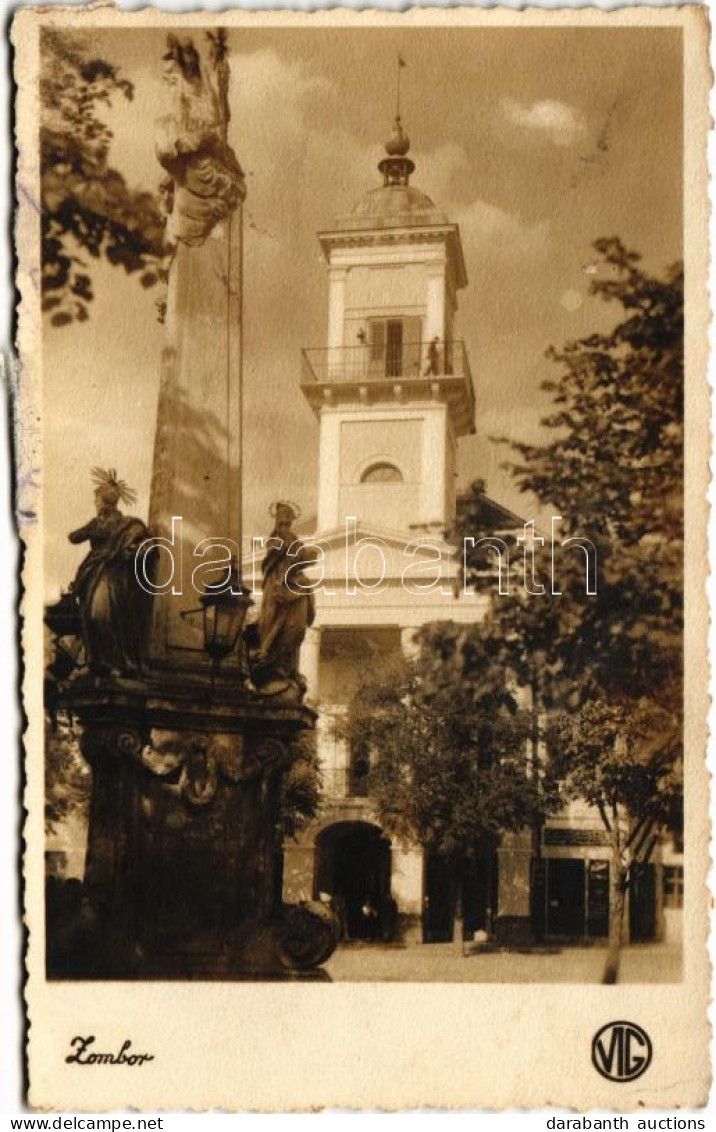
[285,115,485,947]
[300,114,474,537]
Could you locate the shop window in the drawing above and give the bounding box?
[542,858,610,940]
[663,865,684,909]
[630,863,657,941]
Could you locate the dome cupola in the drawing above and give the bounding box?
[378,115,415,186]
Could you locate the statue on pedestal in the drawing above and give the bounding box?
[248,502,316,695]
[45,36,338,981]
[68,469,154,676]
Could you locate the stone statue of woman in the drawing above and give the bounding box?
[68,469,154,676]
[249,503,316,694]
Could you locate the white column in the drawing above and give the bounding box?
[420,405,447,529]
[317,410,342,531]
[327,267,348,353]
[391,846,423,915]
[300,627,321,705]
[400,626,418,657]
[425,268,446,345]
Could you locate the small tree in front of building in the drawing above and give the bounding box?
[456,238,684,978]
[547,698,682,983]
[339,621,552,951]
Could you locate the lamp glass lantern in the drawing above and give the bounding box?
[199,565,252,663]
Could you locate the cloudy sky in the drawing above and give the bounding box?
[42,25,683,596]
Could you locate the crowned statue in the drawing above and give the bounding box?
[247,502,315,695]
[67,469,155,676]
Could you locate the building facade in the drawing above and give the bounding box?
[272,116,681,948]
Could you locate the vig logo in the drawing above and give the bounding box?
[591,1020,653,1083]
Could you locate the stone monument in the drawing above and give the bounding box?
[45,32,338,979]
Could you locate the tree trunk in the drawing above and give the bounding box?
[603,842,626,985]
[451,858,465,957]
[530,675,543,875]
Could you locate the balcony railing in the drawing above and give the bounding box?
[301,338,472,387]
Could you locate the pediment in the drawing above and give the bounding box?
[305,522,443,553]
[242,521,460,588]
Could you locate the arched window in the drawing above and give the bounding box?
[360,462,403,484]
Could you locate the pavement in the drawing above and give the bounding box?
[324,940,683,983]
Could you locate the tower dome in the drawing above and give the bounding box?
[349,184,447,228]
[384,115,411,156]
[335,115,447,232]
[378,114,415,187]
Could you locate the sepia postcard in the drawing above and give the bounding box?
[14,3,711,1111]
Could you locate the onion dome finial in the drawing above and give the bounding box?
[378,114,415,186]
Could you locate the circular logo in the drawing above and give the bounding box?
[592,1021,653,1082]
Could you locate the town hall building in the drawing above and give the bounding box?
[270,115,681,948]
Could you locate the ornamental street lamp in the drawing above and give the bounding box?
[200,565,252,662]
[182,564,252,680]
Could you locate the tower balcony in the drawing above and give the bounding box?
[300,339,476,437]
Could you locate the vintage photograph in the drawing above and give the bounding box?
[16,4,709,1111]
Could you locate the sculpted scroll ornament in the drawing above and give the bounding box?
[130,731,290,807]
[278,902,342,970]
[80,726,146,767]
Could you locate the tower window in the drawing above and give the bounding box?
[360,462,403,484]
[367,317,423,377]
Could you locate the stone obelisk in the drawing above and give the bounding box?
[48,33,337,979]
[148,31,245,662]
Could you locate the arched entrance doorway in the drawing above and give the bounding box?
[315,822,392,940]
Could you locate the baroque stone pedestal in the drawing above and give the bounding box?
[50,669,339,979]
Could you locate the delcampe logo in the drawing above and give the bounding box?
[591,1021,653,1083]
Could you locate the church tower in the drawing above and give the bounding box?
[300,115,474,537]
[285,113,481,944]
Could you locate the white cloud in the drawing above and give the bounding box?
[409,145,550,264]
[456,199,550,262]
[501,97,587,147]
[413,142,470,206]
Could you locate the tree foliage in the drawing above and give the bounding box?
[548,698,682,846]
[41,30,165,325]
[511,239,683,545]
[282,731,322,839]
[340,623,550,860]
[45,717,91,836]
[455,238,683,975]
[458,238,683,710]
[547,696,682,981]
[496,238,681,706]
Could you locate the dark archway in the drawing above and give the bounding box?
[315,822,392,940]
